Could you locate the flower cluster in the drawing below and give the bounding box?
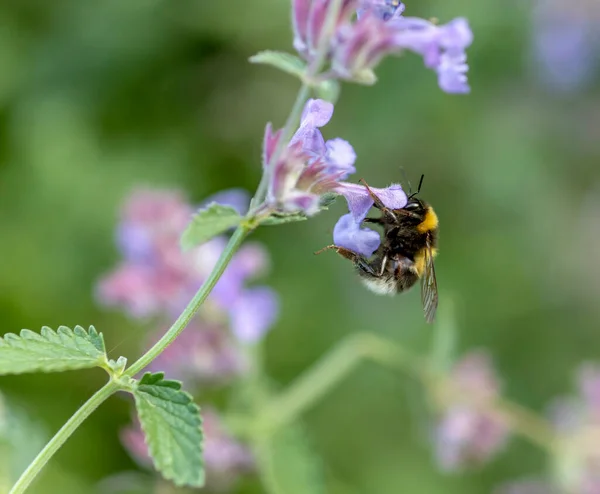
[261,97,407,256]
[292,0,474,93]
[97,188,277,487]
[433,351,510,471]
[499,364,600,494]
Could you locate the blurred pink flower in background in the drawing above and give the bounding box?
[97,187,279,344]
[434,351,510,471]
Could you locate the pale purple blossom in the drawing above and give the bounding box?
[97,188,278,343]
[292,0,357,59]
[292,0,473,93]
[264,98,357,215]
[335,13,474,93]
[332,182,407,256]
[434,351,510,471]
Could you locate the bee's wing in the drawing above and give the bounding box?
[420,239,438,323]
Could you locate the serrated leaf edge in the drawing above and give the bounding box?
[0,325,108,375]
[133,373,205,487]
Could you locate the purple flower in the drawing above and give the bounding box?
[390,17,473,94]
[433,351,510,471]
[292,0,358,60]
[332,182,407,256]
[97,188,279,343]
[330,3,473,93]
[264,98,357,215]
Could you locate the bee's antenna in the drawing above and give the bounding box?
[417,174,424,194]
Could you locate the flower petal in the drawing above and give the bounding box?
[300,98,334,127]
[263,122,282,167]
[325,138,356,173]
[336,182,407,221]
[333,212,381,257]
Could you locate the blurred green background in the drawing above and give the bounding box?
[1,0,599,492]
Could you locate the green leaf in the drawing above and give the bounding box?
[260,194,338,226]
[319,192,338,209]
[260,211,308,226]
[249,50,307,79]
[181,203,242,250]
[0,325,107,375]
[133,373,204,488]
[257,422,324,494]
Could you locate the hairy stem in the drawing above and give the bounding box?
[125,225,249,377]
[9,380,120,494]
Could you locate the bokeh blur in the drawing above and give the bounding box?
[1,0,600,493]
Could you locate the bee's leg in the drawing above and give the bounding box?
[379,254,388,276]
[315,245,379,276]
[359,178,397,220]
[394,258,419,291]
[362,217,385,225]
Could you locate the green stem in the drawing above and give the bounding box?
[9,380,120,494]
[257,332,557,452]
[125,225,249,377]
[258,332,427,434]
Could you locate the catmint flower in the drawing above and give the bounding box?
[121,408,253,492]
[332,182,407,256]
[433,351,510,471]
[290,1,473,93]
[292,0,358,59]
[333,9,473,93]
[97,188,278,343]
[264,98,357,215]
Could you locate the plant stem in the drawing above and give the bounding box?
[258,332,428,434]
[125,225,249,377]
[9,380,120,494]
[258,332,557,452]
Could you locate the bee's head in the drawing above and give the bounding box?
[403,174,427,217]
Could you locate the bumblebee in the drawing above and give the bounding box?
[317,175,439,323]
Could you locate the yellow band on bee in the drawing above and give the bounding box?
[416,207,439,233]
